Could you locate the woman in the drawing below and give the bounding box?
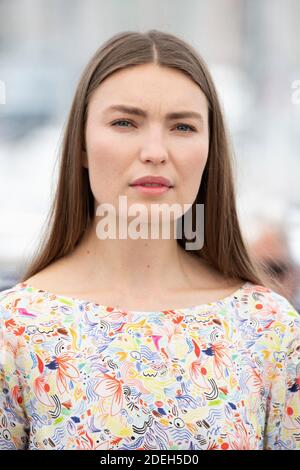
[0,29,299,450]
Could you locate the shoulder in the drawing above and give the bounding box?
[0,282,41,314]
[240,281,299,318]
[0,283,80,360]
[0,283,42,333]
[238,281,300,350]
[0,283,29,318]
[0,282,76,329]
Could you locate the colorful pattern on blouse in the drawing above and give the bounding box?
[0,281,300,450]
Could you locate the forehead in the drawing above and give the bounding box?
[89,64,208,116]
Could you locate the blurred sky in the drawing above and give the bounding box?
[0,0,300,285]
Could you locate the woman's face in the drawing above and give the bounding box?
[83,63,209,224]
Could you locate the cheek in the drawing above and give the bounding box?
[86,134,127,196]
[176,143,208,203]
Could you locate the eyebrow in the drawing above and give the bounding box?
[104,104,204,123]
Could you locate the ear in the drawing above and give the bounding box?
[82,150,88,169]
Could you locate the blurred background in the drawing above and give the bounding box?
[0,0,300,309]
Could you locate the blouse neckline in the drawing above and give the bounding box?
[13,280,251,314]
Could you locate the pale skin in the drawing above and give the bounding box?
[25,64,244,311]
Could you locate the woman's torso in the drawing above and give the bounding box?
[1,280,292,450]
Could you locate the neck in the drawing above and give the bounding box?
[68,216,198,294]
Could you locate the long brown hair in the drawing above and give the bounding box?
[20,29,275,289]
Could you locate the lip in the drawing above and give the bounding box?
[129,175,173,187]
[130,185,171,195]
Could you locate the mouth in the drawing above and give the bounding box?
[129,175,174,188]
[129,184,172,194]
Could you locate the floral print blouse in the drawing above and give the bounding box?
[0,281,300,450]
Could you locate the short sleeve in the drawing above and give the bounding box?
[264,299,300,450]
[0,305,30,449]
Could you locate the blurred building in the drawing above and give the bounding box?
[0,0,300,291]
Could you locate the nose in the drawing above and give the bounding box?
[139,135,169,165]
[141,154,167,164]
